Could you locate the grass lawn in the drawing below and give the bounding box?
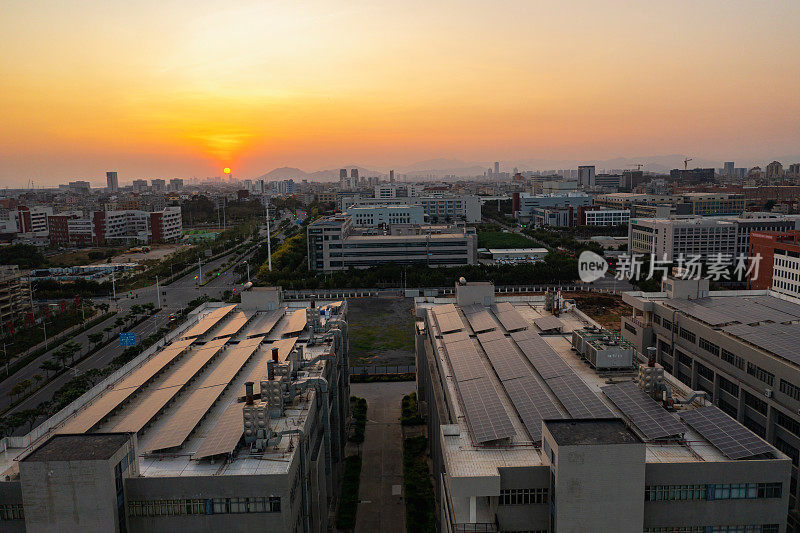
[477,231,536,249]
[348,298,415,365]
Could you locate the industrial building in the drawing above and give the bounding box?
[307,214,477,272]
[0,288,350,532]
[628,214,800,260]
[416,281,791,532]
[749,230,800,299]
[339,194,481,223]
[344,204,425,227]
[622,274,800,529]
[0,265,31,328]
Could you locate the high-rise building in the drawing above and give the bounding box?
[339,168,347,186]
[578,165,596,187]
[494,161,500,175]
[132,179,148,192]
[151,179,165,191]
[389,169,395,183]
[106,171,119,192]
[724,161,735,177]
[766,161,785,181]
[169,178,183,191]
[350,168,358,180]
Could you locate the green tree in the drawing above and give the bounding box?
[40,360,60,377]
[88,332,103,346]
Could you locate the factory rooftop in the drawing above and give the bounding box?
[0,298,346,480]
[622,289,800,367]
[419,295,786,480]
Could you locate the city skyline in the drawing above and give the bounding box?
[2,0,800,185]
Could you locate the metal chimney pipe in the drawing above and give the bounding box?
[310,300,315,308]
[272,347,279,363]
[267,360,275,381]
[245,381,254,405]
[647,346,656,367]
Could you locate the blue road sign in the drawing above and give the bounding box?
[120,332,136,347]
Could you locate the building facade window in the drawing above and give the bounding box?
[499,488,548,505]
[780,379,800,401]
[746,363,775,387]
[128,496,281,517]
[699,338,720,356]
[743,390,768,415]
[679,328,696,344]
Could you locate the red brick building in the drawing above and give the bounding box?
[748,230,800,290]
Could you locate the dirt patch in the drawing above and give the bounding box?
[565,292,630,331]
[110,244,192,264]
[347,297,415,366]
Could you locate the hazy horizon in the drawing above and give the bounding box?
[2,0,799,186]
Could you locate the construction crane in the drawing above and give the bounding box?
[684,158,693,171]
[628,164,644,171]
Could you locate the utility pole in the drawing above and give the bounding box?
[246,261,250,283]
[266,207,272,271]
[156,275,161,309]
[111,270,117,309]
[198,257,203,285]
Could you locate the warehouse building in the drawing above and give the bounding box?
[416,281,791,532]
[0,289,350,532]
[622,274,800,530]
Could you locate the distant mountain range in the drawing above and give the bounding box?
[256,154,800,182]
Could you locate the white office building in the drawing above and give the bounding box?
[346,205,425,227]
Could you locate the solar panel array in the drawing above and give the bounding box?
[442,332,487,383]
[109,338,230,433]
[191,402,244,460]
[183,305,237,339]
[533,316,564,332]
[723,322,800,365]
[509,329,609,418]
[547,374,611,418]
[477,332,530,381]
[457,378,516,443]
[463,304,497,333]
[245,310,283,338]
[213,311,250,339]
[57,338,196,434]
[503,376,564,441]
[432,304,464,334]
[601,382,684,440]
[440,331,515,443]
[282,309,307,336]
[475,330,567,441]
[679,405,775,460]
[510,330,571,379]
[144,336,265,452]
[491,302,529,332]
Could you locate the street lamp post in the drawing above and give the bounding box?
[156,275,161,309]
[245,261,250,283]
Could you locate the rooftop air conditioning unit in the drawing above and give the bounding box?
[765,389,773,398]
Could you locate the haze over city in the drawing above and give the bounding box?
[2,0,800,186]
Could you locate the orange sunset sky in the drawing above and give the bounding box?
[1,0,799,185]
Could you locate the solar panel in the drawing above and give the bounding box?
[282,309,307,336]
[679,405,775,460]
[191,402,244,460]
[601,382,684,440]
[245,310,283,338]
[183,305,237,339]
[533,316,563,332]
[477,333,530,382]
[511,332,571,379]
[444,338,487,383]
[546,373,611,419]
[144,337,264,452]
[457,378,516,443]
[432,304,464,334]
[109,338,230,433]
[491,302,529,332]
[463,304,497,333]
[57,338,196,434]
[214,311,250,339]
[503,375,564,441]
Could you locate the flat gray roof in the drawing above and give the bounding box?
[23,433,130,462]
[545,419,641,446]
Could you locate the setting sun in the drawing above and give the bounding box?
[223,167,231,175]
